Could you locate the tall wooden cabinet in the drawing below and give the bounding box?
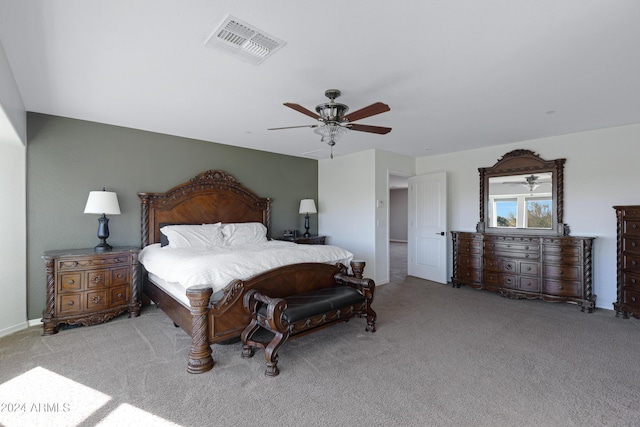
[613,205,640,318]
[451,232,596,312]
[42,247,140,335]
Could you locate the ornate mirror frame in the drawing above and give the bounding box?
[477,149,569,236]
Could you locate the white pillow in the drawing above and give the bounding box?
[221,222,268,246]
[160,223,224,248]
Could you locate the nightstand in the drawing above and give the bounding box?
[276,235,326,245]
[42,246,140,335]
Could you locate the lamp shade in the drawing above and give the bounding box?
[84,191,121,215]
[299,199,317,215]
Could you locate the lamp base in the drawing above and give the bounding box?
[94,242,113,252]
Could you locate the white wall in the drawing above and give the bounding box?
[416,123,640,310]
[319,150,376,276]
[319,149,414,284]
[0,38,27,337]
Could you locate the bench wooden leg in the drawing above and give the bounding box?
[365,306,377,332]
[241,318,260,359]
[264,330,289,377]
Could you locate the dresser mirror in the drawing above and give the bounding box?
[477,149,568,235]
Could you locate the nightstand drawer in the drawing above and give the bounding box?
[57,294,82,315]
[111,268,129,286]
[110,285,130,306]
[58,272,83,293]
[87,290,109,310]
[86,269,108,289]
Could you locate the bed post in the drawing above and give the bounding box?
[186,286,214,374]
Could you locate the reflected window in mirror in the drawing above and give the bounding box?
[488,172,553,229]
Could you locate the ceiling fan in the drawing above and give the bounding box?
[502,174,551,193]
[268,89,391,158]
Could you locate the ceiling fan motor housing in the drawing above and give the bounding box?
[315,89,349,122]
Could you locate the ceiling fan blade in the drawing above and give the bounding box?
[268,124,319,130]
[348,123,392,135]
[342,102,390,122]
[283,103,321,120]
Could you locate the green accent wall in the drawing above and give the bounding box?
[26,113,318,319]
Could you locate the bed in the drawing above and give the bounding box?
[138,170,362,373]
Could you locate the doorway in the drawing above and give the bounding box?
[389,174,409,282]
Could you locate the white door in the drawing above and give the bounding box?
[408,172,447,283]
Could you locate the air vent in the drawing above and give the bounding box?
[204,15,286,65]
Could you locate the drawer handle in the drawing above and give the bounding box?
[632,278,637,284]
[67,279,75,285]
[91,295,102,304]
[558,270,564,275]
[525,254,529,258]
[91,276,104,284]
[526,266,532,271]
[117,292,124,298]
[505,278,513,284]
[633,224,638,229]
[632,242,637,247]
[525,246,529,250]
[114,258,120,263]
[67,301,74,306]
[558,285,564,290]
[632,296,637,302]
[117,273,124,279]
[633,260,638,266]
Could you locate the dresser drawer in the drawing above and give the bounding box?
[486,249,539,260]
[542,244,581,264]
[484,272,502,285]
[501,274,518,289]
[623,255,640,273]
[543,280,580,297]
[57,272,83,293]
[486,241,537,253]
[484,258,502,272]
[623,219,640,237]
[520,262,539,276]
[622,288,640,310]
[544,264,580,280]
[459,255,481,269]
[623,237,640,255]
[623,272,640,289]
[519,277,541,292]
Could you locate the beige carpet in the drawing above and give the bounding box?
[1,252,640,426]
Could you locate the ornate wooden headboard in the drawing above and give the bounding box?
[138,170,272,247]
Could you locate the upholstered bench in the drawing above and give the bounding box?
[241,273,376,376]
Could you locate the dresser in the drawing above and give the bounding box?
[451,232,596,312]
[42,247,140,335]
[613,206,640,318]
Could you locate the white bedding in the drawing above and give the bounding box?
[139,240,354,300]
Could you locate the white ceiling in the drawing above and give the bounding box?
[1,0,639,160]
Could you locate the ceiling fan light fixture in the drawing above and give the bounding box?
[314,122,349,143]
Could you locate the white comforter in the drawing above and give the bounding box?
[139,240,353,293]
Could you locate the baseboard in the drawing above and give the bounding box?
[389,239,408,243]
[0,321,29,339]
[28,317,43,328]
